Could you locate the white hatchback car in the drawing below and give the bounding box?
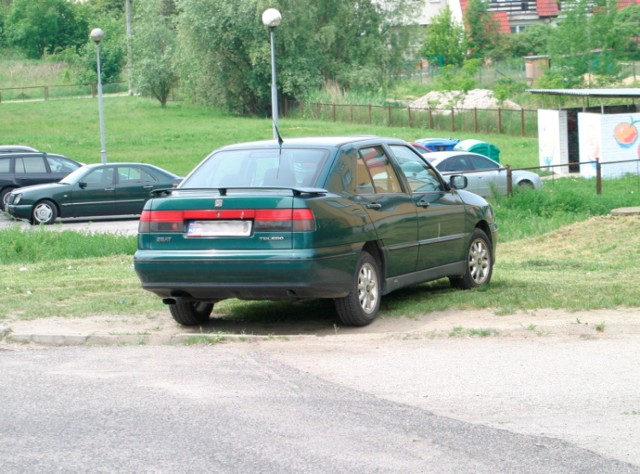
[425,151,542,197]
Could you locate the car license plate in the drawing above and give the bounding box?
[187,220,252,237]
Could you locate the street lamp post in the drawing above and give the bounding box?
[262,8,282,141]
[90,28,107,164]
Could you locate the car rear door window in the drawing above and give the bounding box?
[469,155,499,170]
[359,146,402,193]
[15,156,47,173]
[440,155,469,172]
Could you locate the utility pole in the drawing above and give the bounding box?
[125,0,133,95]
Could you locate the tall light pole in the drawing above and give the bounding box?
[90,28,107,164]
[262,8,282,141]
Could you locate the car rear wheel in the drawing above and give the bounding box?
[517,180,535,189]
[450,228,493,290]
[169,301,214,326]
[31,200,58,225]
[334,251,381,326]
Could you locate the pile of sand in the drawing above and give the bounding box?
[409,89,521,110]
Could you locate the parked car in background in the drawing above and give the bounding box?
[1,152,82,210]
[6,162,181,224]
[410,142,433,155]
[425,151,543,198]
[414,138,460,151]
[0,145,39,153]
[134,136,498,327]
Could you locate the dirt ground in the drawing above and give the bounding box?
[3,307,639,347]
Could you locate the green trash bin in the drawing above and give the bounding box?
[454,139,500,163]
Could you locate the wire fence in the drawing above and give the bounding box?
[283,99,539,137]
[0,83,129,103]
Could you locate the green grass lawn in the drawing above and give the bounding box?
[1,96,639,325]
[1,96,539,175]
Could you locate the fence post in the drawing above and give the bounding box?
[498,107,503,134]
[332,103,336,121]
[520,109,525,136]
[596,161,602,195]
[408,106,412,127]
[474,108,478,133]
[368,104,372,124]
[387,105,392,126]
[450,109,455,132]
[429,108,433,129]
[44,86,49,101]
[506,165,512,195]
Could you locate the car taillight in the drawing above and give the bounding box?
[139,210,184,233]
[138,208,316,233]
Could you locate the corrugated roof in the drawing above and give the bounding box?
[528,88,640,98]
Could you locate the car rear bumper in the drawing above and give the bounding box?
[134,248,358,301]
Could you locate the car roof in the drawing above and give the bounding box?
[0,151,76,160]
[425,151,495,163]
[78,162,178,175]
[216,135,409,151]
[0,145,39,153]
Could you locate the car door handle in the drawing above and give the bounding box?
[104,187,115,192]
[417,200,430,208]
[366,202,382,209]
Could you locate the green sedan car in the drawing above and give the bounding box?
[6,162,180,225]
[134,136,498,327]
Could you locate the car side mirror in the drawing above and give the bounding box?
[449,175,468,190]
[79,182,87,189]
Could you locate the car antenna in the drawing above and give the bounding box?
[275,123,284,179]
[275,123,284,148]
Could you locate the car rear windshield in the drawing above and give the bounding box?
[181,148,329,189]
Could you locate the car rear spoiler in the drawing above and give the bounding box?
[149,186,329,198]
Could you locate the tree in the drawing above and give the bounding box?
[616,4,640,60]
[464,0,499,59]
[546,0,628,86]
[130,0,178,107]
[5,0,88,58]
[420,6,466,67]
[175,0,420,115]
[501,23,552,59]
[75,11,126,86]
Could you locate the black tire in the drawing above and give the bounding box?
[1,187,15,211]
[31,200,58,225]
[517,180,535,189]
[450,228,493,290]
[169,301,214,326]
[334,251,381,326]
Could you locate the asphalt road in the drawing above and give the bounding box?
[1,338,639,473]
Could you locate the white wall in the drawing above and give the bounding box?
[538,109,570,174]
[578,112,640,179]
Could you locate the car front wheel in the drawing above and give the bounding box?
[334,251,381,326]
[31,200,58,225]
[450,228,493,289]
[1,187,15,211]
[169,301,214,326]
